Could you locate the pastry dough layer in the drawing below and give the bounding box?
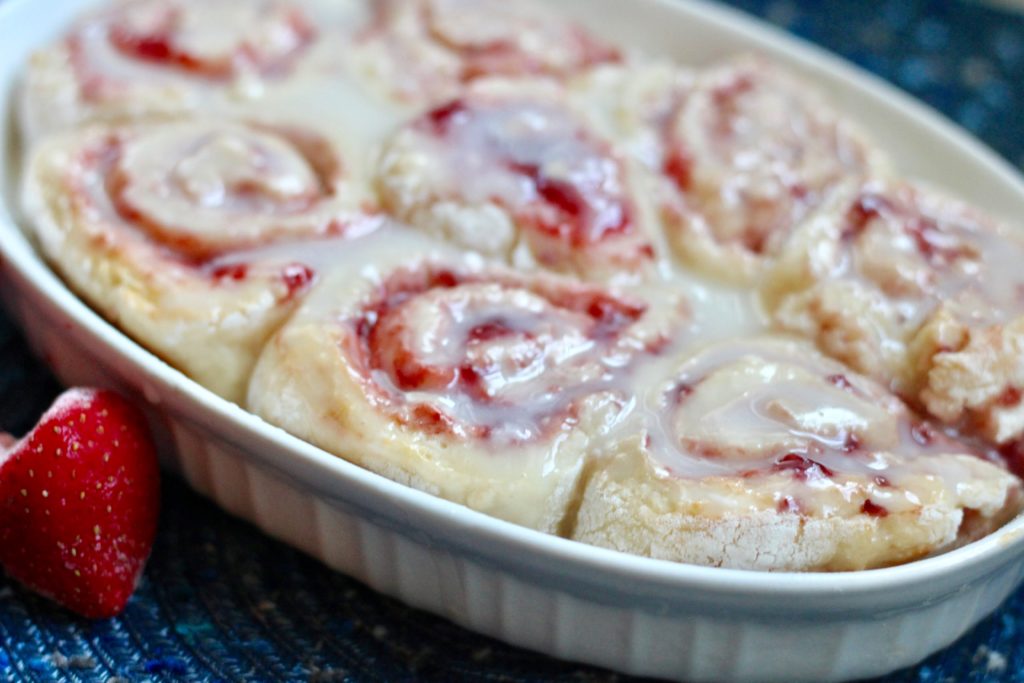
[247,231,687,531]
[23,119,375,401]
[765,179,1024,445]
[574,337,1023,570]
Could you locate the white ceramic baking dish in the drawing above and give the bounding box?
[3,1,1024,681]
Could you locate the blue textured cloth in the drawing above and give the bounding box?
[2,1,1024,681]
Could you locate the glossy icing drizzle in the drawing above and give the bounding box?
[70,122,353,266]
[345,264,663,444]
[69,0,316,99]
[642,338,993,503]
[663,59,873,258]
[837,181,1024,327]
[407,96,654,271]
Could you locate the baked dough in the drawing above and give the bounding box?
[22,118,378,401]
[19,0,359,139]
[375,78,659,283]
[764,178,1024,445]
[247,231,688,532]
[659,56,885,284]
[573,336,1023,570]
[347,0,619,105]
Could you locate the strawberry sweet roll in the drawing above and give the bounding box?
[22,118,378,402]
[375,80,658,283]
[349,0,620,104]
[573,336,1022,570]
[247,234,687,532]
[764,179,1024,447]
[20,0,348,138]
[659,56,885,284]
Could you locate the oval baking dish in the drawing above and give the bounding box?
[3,0,1024,681]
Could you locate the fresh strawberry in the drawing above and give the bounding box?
[0,388,160,618]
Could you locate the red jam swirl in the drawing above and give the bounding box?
[648,340,974,487]
[99,0,314,80]
[364,0,619,84]
[420,0,620,80]
[835,182,1024,321]
[416,98,652,268]
[663,60,868,258]
[647,338,1015,521]
[347,265,651,443]
[842,190,976,267]
[73,123,346,260]
[65,123,372,294]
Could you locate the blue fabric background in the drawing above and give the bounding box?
[2,0,1024,680]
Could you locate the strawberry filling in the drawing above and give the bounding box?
[842,190,977,266]
[663,61,868,259]
[772,453,836,481]
[417,98,642,254]
[421,0,620,80]
[105,1,315,79]
[349,266,647,442]
[64,124,366,292]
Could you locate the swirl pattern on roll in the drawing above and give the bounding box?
[376,83,656,282]
[658,57,884,284]
[103,121,354,257]
[573,336,1023,570]
[23,119,378,400]
[247,234,687,531]
[352,266,660,441]
[349,0,619,103]
[101,0,314,80]
[765,178,1024,447]
[19,0,342,137]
